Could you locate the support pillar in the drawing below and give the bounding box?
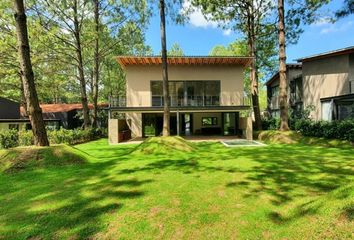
[176,109,180,136]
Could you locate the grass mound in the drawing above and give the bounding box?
[256,130,353,148]
[0,144,86,173]
[130,136,195,156]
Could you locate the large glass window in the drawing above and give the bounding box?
[151,80,220,107]
[271,85,279,97]
[321,100,333,121]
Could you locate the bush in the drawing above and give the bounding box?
[261,118,280,130]
[18,130,34,146]
[0,128,106,149]
[0,129,19,149]
[47,128,105,145]
[295,119,354,142]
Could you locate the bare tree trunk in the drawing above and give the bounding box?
[13,0,49,146]
[159,0,170,136]
[92,0,99,128]
[19,73,27,116]
[73,0,90,129]
[247,7,262,130]
[278,0,289,131]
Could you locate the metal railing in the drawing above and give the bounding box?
[152,95,220,107]
[109,96,126,107]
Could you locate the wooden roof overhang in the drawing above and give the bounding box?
[108,105,251,113]
[116,56,253,69]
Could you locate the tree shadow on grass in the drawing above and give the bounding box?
[0,160,153,239]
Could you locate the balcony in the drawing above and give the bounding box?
[151,95,220,107]
[109,96,126,107]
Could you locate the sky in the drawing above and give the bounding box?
[145,0,354,63]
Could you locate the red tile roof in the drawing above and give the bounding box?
[20,103,108,115]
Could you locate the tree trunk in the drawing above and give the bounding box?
[247,9,262,131]
[13,0,49,146]
[73,0,90,129]
[159,0,170,136]
[92,0,100,128]
[278,0,289,131]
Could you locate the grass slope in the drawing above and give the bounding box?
[131,136,195,156]
[257,130,354,148]
[0,138,353,239]
[0,145,86,173]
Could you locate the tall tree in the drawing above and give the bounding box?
[192,0,277,130]
[92,0,100,127]
[159,0,170,136]
[72,0,90,128]
[278,0,289,131]
[13,0,49,146]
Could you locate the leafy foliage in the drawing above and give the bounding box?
[0,129,19,149]
[294,119,354,142]
[335,0,354,18]
[0,128,106,149]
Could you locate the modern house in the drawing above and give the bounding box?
[266,63,302,118]
[108,56,253,143]
[266,46,354,121]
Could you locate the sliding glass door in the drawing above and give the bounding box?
[222,112,239,136]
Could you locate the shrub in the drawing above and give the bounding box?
[295,119,354,142]
[0,129,19,149]
[0,127,106,149]
[18,130,34,146]
[47,127,105,145]
[261,118,280,130]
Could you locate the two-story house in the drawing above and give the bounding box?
[108,56,253,142]
[266,63,302,118]
[266,46,354,121]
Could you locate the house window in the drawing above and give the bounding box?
[271,85,279,97]
[202,117,217,126]
[350,80,354,94]
[321,100,333,121]
[151,80,220,107]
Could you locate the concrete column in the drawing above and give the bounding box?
[177,110,180,136]
[245,117,253,140]
[108,119,119,144]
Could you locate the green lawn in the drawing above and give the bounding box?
[0,139,353,239]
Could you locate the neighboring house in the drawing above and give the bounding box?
[266,63,302,118]
[297,46,354,121]
[108,56,253,141]
[1,99,108,131]
[21,103,108,129]
[266,46,354,121]
[0,97,60,130]
[38,104,85,129]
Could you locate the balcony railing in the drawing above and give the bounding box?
[109,96,126,107]
[110,95,250,108]
[152,95,220,107]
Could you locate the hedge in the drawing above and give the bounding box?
[0,128,106,149]
[294,119,354,142]
[262,118,354,142]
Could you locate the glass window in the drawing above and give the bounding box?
[151,80,220,107]
[321,100,333,121]
[271,86,279,97]
[151,81,163,96]
[202,117,217,126]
